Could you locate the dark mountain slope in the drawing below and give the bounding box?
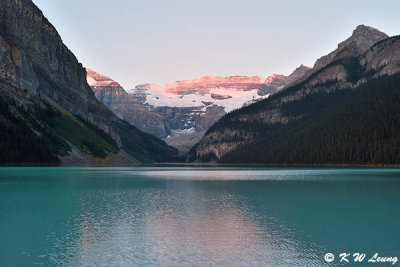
[189,35,400,164]
[0,0,178,164]
[217,74,400,164]
[0,91,118,164]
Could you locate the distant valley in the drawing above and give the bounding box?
[88,65,310,153]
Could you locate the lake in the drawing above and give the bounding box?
[0,167,399,266]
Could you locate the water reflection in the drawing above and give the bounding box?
[1,167,399,266]
[72,176,323,266]
[142,189,264,265]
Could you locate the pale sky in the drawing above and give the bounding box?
[33,0,400,89]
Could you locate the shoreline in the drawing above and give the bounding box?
[1,162,399,168]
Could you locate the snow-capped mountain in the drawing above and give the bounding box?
[126,74,301,152]
[129,74,291,112]
[88,69,307,153]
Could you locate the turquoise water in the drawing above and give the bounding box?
[0,167,399,266]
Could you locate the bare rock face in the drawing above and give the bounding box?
[314,25,388,70]
[283,65,312,87]
[258,74,287,96]
[258,67,312,96]
[290,25,389,89]
[87,69,167,138]
[151,105,226,154]
[360,36,400,77]
[0,0,97,119]
[87,69,122,88]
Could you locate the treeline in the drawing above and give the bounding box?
[0,95,122,164]
[0,97,59,164]
[0,92,180,164]
[216,74,400,164]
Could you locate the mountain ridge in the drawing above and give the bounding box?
[188,28,400,163]
[294,25,389,86]
[314,25,388,70]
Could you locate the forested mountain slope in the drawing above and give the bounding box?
[189,35,400,164]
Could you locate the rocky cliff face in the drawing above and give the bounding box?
[258,66,311,95]
[189,27,399,162]
[0,0,178,163]
[87,69,122,88]
[87,69,167,138]
[314,25,388,71]
[294,25,389,85]
[257,74,287,96]
[0,0,98,120]
[282,65,312,88]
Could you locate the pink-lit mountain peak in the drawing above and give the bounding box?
[264,74,286,83]
[144,74,282,95]
[86,68,121,88]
